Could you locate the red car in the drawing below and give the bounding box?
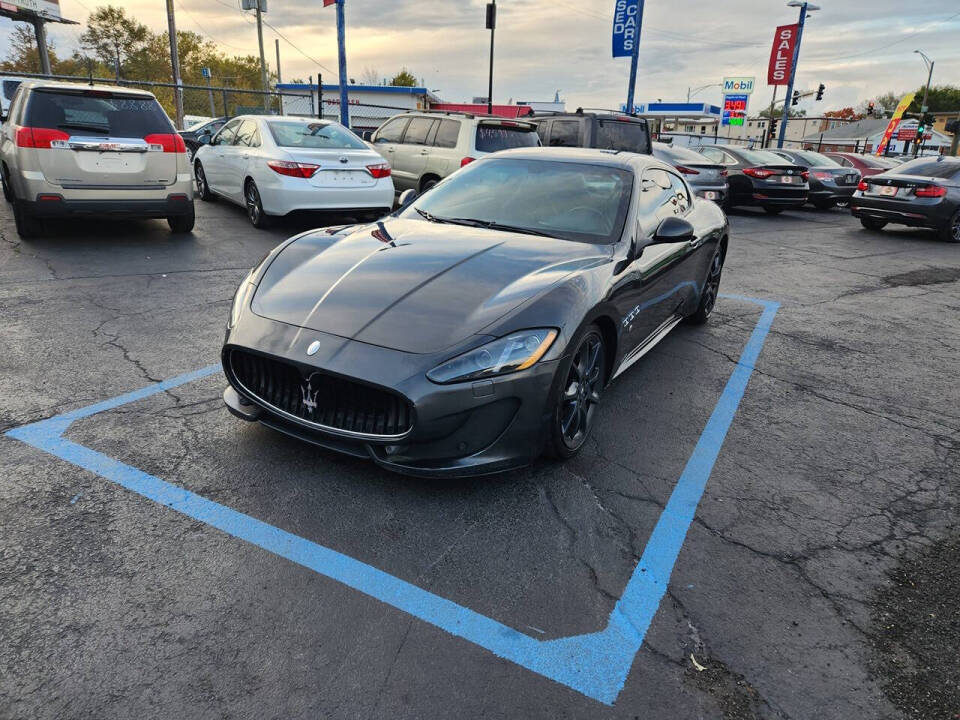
[822,152,899,177]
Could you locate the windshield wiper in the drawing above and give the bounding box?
[413,207,482,227]
[478,221,561,239]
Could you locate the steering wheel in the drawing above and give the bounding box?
[560,206,605,223]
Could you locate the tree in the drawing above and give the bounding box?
[908,85,960,113]
[759,106,806,118]
[389,68,417,87]
[79,5,150,79]
[857,91,900,117]
[359,67,380,85]
[0,25,86,75]
[824,107,863,121]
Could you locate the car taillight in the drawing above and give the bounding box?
[812,171,833,180]
[801,171,809,181]
[15,127,69,149]
[366,162,391,179]
[914,184,946,198]
[675,165,700,175]
[742,167,774,179]
[857,180,868,191]
[267,160,320,178]
[144,133,187,153]
[461,157,475,167]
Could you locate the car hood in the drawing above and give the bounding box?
[251,218,609,354]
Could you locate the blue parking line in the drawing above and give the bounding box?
[5,294,778,705]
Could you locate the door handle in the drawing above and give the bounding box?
[419,149,429,155]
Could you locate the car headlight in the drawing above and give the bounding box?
[228,273,255,328]
[426,329,558,384]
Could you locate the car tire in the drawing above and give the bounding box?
[13,199,42,238]
[547,324,606,460]
[195,161,214,201]
[812,199,835,211]
[1,163,13,203]
[167,204,195,234]
[244,179,270,229]
[939,211,960,243]
[860,217,887,231]
[763,206,783,215]
[420,176,439,193]
[686,243,725,325]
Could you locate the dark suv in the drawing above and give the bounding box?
[532,111,652,154]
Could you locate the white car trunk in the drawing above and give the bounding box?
[37,136,176,188]
[281,149,378,188]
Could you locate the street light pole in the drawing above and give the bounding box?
[914,50,934,157]
[777,1,819,148]
[165,0,184,130]
[255,0,269,111]
[486,0,496,114]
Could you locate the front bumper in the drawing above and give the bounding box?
[221,312,561,478]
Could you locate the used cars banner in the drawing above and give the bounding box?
[612,0,643,58]
[767,24,799,85]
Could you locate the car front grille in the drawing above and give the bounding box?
[227,348,414,438]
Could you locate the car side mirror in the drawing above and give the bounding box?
[361,130,373,141]
[198,134,210,145]
[652,216,695,244]
[398,189,418,209]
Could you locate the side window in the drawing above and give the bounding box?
[234,119,257,147]
[213,119,241,146]
[375,117,408,144]
[698,147,724,163]
[402,117,435,145]
[720,152,739,165]
[7,88,24,124]
[535,121,549,143]
[248,125,261,148]
[638,168,674,217]
[433,119,460,148]
[667,172,691,214]
[839,157,853,167]
[549,120,580,147]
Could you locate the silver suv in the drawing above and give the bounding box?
[0,80,194,238]
[367,111,539,193]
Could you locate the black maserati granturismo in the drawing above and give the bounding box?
[221,148,729,477]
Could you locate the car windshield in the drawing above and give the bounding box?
[266,120,366,149]
[792,150,839,166]
[656,143,710,164]
[892,158,960,178]
[474,124,539,153]
[737,149,790,165]
[404,158,633,244]
[596,119,650,152]
[24,89,172,136]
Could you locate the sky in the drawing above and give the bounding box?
[2,0,960,115]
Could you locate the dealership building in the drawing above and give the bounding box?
[278,83,441,134]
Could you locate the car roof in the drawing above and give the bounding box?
[16,79,156,98]
[486,146,665,171]
[534,111,645,122]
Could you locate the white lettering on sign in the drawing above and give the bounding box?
[613,0,638,49]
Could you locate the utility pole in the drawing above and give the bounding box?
[625,1,645,115]
[31,20,52,75]
[486,0,496,114]
[275,38,282,84]
[165,0,184,130]
[335,0,349,126]
[255,0,269,110]
[777,1,819,148]
[913,50,934,157]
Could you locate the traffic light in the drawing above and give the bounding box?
[867,101,875,117]
[792,90,800,106]
[815,83,825,101]
[769,117,778,138]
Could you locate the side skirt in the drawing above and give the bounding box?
[611,314,683,381]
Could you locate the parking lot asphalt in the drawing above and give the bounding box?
[1,197,958,719]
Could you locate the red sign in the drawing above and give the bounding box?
[767,24,799,85]
[897,127,917,141]
[323,0,336,6]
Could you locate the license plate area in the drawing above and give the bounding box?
[310,170,374,187]
[780,175,794,184]
[877,185,898,197]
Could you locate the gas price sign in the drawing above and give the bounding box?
[722,94,748,126]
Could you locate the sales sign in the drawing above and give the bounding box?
[767,24,799,85]
[721,94,749,126]
[612,0,644,58]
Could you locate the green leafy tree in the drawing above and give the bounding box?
[908,85,960,113]
[79,5,150,79]
[857,91,901,116]
[389,68,417,87]
[0,25,87,75]
[759,106,806,118]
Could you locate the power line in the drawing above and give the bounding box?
[814,10,960,62]
[175,0,253,53]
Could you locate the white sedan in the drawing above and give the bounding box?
[193,115,394,228]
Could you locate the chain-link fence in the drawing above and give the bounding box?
[279,94,410,135]
[657,130,903,155]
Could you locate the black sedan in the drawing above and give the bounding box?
[221,148,728,477]
[697,145,809,214]
[179,116,229,160]
[770,148,861,209]
[850,156,960,243]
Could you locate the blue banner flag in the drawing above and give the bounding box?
[612,0,643,58]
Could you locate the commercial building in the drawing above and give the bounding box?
[277,83,440,133]
[801,116,953,154]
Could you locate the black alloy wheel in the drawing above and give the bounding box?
[940,211,960,244]
[687,244,724,325]
[245,180,270,228]
[195,161,213,201]
[551,326,606,458]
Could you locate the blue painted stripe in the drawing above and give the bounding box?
[4,295,778,705]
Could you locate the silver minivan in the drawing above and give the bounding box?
[368,111,540,193]
[0,80,194,237]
